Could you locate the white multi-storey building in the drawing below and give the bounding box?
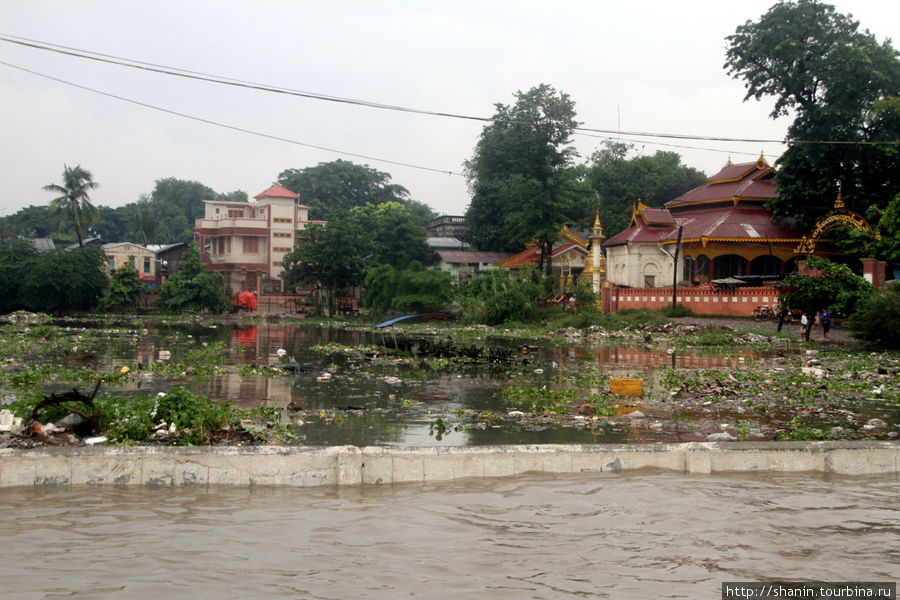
[194,185,324,293]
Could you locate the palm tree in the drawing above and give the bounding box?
[44,164,99,247]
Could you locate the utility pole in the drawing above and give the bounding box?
[672,226,683,311]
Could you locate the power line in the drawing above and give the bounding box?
[0,59,464,177]
[3,33,897,147]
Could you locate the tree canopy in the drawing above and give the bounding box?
[364,262,453,315]
[724,0,900,226]
[465,84,587,270]
[778,256,872,327]
[277,159,416,223]
[584,141,707,235]
[4,176,244,246]
[281,218,370,315]
[350,201,429,268]
[15,246,108,313]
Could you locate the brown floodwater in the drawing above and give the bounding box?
[1,471,897,599]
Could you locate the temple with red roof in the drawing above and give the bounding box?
[499,225,593,290]
[603,156,805,288]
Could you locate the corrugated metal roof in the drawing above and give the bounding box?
[435,250,513,265]
[26,238,55,251]
[427,237,467,249]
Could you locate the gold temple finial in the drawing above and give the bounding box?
[835,182,845,209]
[726,156,733,167]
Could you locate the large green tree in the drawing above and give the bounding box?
[281,218,371,315]
[43,164,100,247]
[350,201,429,268]
[148,178,219,243]
[584,141,707,235]
[277,159,412,223]
[724,0,900,226]
[464,84,586,272]
[779,256,872,339]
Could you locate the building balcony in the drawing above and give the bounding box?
[207,254,267,265]
[196,217,267,230]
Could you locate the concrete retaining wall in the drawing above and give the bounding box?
[1,441,898,488]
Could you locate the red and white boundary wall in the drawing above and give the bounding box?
[602,284,779,317]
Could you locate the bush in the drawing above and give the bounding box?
[98,263,145,312]
[156,244,230,314]
[457,265,550,325]
[662,303,693,317]
[97,387,234,445]
[847,283,900,349]
[601,309,671,331]
[365,262,453,315]
[14,246,108,313]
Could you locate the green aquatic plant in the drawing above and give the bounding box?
[780,418,830,441]
[499,385,577,413]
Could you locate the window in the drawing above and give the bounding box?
[107,259,115,271]
[228,209,244,218]
[273,217,292,224]
[272,261,282,267]
[644,275,655,288]
[273,247,292,253]
[143,258,151,273]
[273,232,292,238]
[242,237,259,254]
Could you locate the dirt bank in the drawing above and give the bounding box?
[671,316,853,344]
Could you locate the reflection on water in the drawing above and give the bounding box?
[0,471,897,600]
[28,321,791,447]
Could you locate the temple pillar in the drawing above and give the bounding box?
[860,258,886,287]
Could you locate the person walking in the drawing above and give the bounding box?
[820,310,831,341]
[800,312,810,340]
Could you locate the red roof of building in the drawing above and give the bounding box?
[500,246,540,268]
[254,185,300,200]
[665,158,776,209]
[605,204,803,246]
[605,158,802,247]
[641,208,676,226]
[498,240,588,268]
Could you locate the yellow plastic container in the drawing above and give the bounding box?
[609,377,643,398]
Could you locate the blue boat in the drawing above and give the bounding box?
[373,313,458,329]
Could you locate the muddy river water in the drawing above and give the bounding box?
[1,471,897,599]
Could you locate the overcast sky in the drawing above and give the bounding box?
[2,1,898,220]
